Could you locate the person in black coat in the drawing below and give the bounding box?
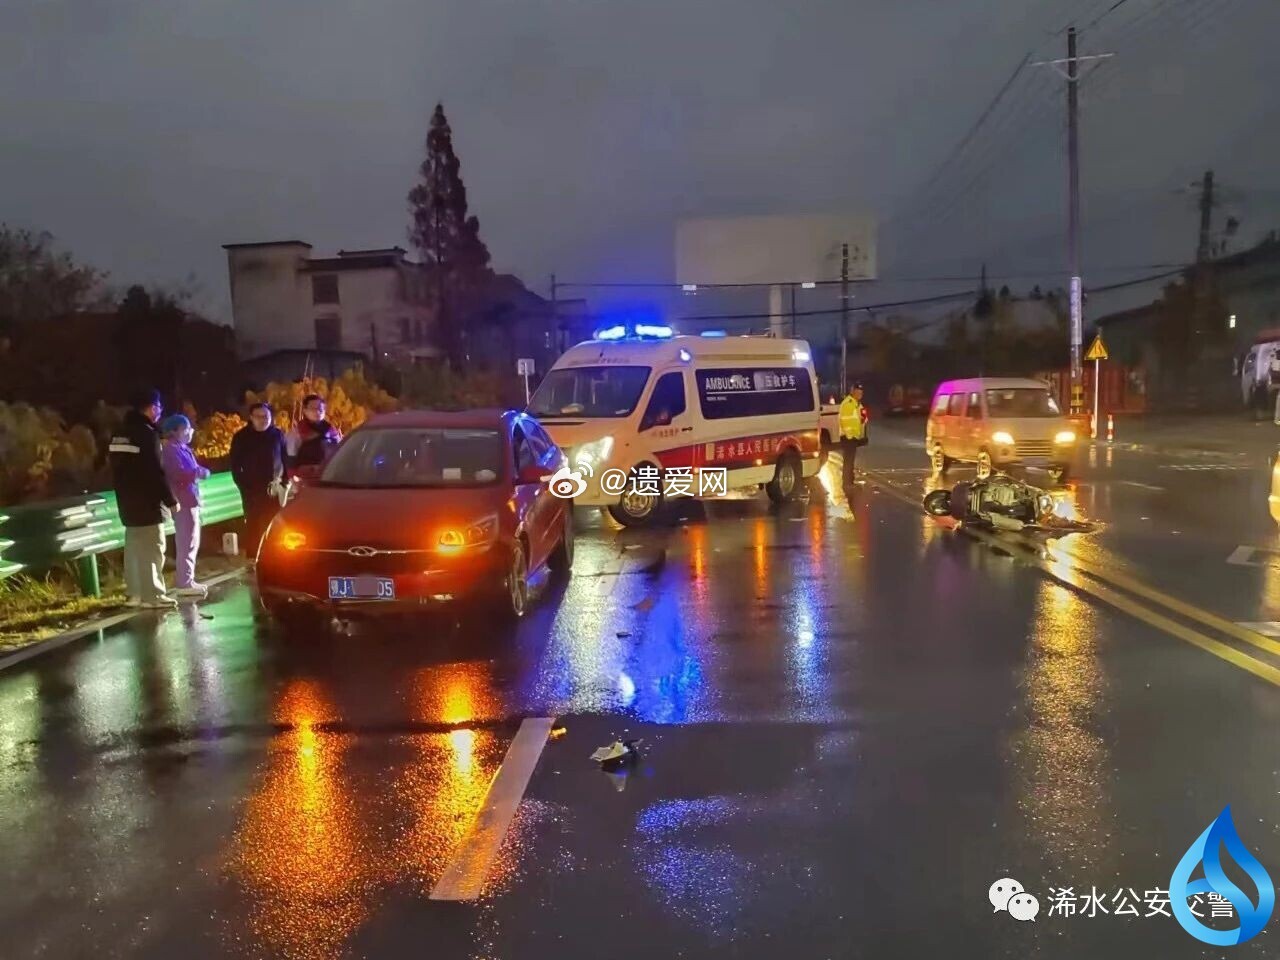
[285,393,342,470]
[229,402,288,558]
[109,387,179,608]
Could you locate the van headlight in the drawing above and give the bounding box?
[1055,430,1077,444]
[574,435,614,470]
[991,431,1015,446]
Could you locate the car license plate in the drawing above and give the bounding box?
[328,576,395,600]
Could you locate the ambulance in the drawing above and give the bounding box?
[528,324,823,525]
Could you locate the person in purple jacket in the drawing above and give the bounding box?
[159,414,211,598]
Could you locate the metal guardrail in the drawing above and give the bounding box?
[0,472,243,596]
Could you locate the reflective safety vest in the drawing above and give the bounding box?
[839,395,866,440]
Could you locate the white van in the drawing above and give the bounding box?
[528,328,823,525]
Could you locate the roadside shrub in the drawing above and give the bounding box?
[0,402,101,505]
[244,366,398,436]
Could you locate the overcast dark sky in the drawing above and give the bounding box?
[2,0,1278,327]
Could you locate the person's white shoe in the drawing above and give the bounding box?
[172,584,208,599]
[139,596,179,610]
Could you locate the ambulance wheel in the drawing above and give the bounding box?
[931,445,952,477]
[818,431,832,466]
[766,452,802,504]
[976,449,993,480]
[607,464,663,526]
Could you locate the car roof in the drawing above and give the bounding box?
[935,377,1050,394]
[362,408,517,430]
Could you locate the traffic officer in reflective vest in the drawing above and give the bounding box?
[839,382,868,487]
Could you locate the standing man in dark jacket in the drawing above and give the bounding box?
[230,402,288,559]
[109,388,179,608]
[285,393,342,470]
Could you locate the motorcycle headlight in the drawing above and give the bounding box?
[574,435,614,470]
[991,431,1015,446]
[1055,430,1077,444]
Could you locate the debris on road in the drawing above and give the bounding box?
[549,725,567,741]
[590,739,642,771]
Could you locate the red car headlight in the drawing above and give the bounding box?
[437,514,499,554]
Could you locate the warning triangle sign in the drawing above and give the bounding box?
[1084,333,1108,361]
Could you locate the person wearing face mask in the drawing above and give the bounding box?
[159,414,211,598]
[229,402,288,559]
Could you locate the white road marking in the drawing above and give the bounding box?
[1158,463,1253,472]
[1119,481,1165,492]
[1236,622,1280,638]
[1227,546,1260,566]
[430,716,555,901]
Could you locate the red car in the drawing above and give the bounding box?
[256,409,574,625]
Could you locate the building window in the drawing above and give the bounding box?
[315,315,342,350]
[312,274,339,305]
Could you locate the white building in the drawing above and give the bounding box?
[222,241,438,366]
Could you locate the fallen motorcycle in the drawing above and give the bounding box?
[922,473,1095,536]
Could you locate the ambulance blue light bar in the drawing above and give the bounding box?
[593,323,674,341]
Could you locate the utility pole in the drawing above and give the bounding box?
[550,273,559,354]
[1066,25,1083,417]
[1034,31,1111,417]
[840,242,850,394]
[1196,169,1215,264]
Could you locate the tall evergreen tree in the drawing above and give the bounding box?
[407,104,491,366]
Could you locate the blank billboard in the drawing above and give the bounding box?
[676,214,876,286]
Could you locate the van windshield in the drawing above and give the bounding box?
[529,365,651,419]
[984,388,1060,418]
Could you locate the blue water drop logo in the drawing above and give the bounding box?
[1170,806,1275,946]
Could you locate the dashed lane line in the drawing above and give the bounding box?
[430,717,556,901]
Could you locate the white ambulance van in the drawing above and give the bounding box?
[528,325,822,525]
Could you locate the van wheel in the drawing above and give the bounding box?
[607,465,663,526]
[818,431,831,466]
[976,449,993,480]
[766,452,802,504]
[931,445,952,477]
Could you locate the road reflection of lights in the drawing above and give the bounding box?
[228,679,370,960]
[618,671,637,706]
[1089,445,1098,470]
[689,522,707,582]
[448,729,475,775]
[752,517,768,591]
[1015,583,1110,873]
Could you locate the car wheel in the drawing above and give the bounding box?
[607,465,663,526]
[549,508,575,578]
[766,451,802,504]
[976,449,993,480]
[931,445,952,477]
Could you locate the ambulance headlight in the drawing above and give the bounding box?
[574,436,614,470]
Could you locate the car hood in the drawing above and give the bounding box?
[276,484,507,549]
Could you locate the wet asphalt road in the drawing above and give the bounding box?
[2,429,1280,960]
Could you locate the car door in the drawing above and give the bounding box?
[963,390,984,459]
[637,370,693,469]
[525,419,567,564]
[946,392,968,458]
[511,423,547,564]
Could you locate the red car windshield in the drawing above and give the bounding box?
[319,427,504,488]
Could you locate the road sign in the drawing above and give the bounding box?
[1084,333,1108,362]
[516,358,535,376]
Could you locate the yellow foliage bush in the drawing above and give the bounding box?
[0,402,102,505]
[193,411,245,460]
[243,365,398,437]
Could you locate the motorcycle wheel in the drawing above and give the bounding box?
[923,489,952,517]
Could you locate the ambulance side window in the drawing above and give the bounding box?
[639,372,686,431]
[966,392,983,418]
